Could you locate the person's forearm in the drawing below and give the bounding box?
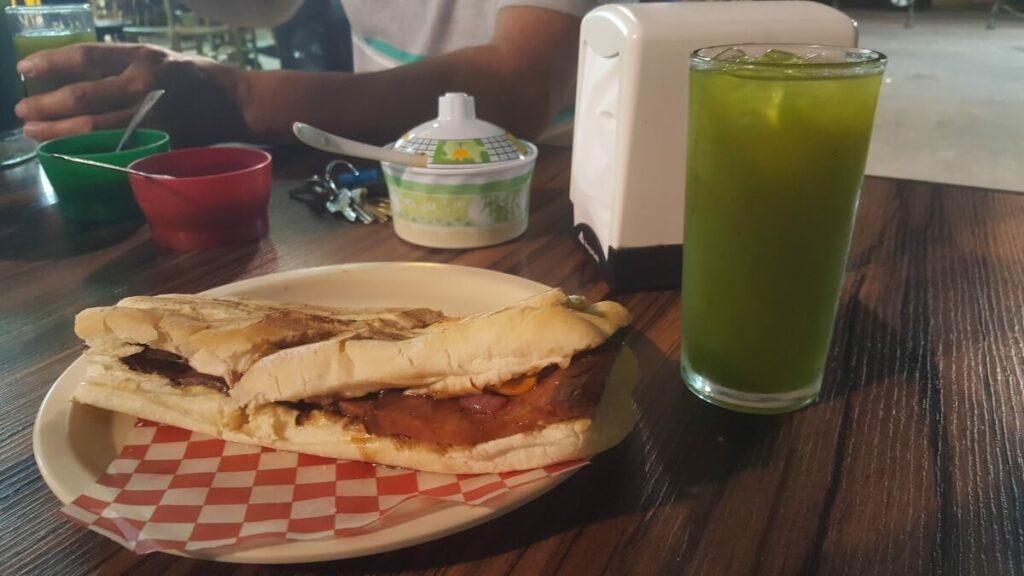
[237,44,564,145]
[9,7,577,146]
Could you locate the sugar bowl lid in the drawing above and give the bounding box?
[393,92,532,166]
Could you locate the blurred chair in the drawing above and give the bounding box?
[273,0,352,72]
[832,0,919,29]
[92,0,127,42]
[987,0,1024,28]
[121,0,262,68]
[122,0,230,56]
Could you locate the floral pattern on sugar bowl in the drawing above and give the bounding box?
[394,133,530,166]
[384,169,532,227]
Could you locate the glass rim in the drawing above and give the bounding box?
[691,44,887,70]
[5,4,92,15]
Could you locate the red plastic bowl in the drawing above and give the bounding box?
[128,146,272,251]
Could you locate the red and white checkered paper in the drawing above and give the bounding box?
[61,420,584,554]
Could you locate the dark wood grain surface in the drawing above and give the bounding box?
[1,147,1022,576]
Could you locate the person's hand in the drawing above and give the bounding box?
[14,43,251,146]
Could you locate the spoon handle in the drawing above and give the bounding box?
[50,153,172,179]
[292,122,429,168]
[115,89,165,153]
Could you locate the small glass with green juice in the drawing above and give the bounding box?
[5,4,95,97]
[1,9,34,166]
[681,45,886,414]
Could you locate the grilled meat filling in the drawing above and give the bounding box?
[120,343,619,447]
[121,347,229,395]
[286,344,618,446]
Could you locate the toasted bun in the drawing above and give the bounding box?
[71,350,638,474]
[232,289,632,403]
[75,295,446,383]
[70,353,243,438]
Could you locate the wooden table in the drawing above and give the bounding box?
[2,147,1022,575]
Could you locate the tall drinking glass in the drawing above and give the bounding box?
[5,4,95,97]
[0,11,33,166]
[681,45,886,414]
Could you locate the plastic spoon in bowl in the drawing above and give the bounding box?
[292,122,429,168]
[114,89,165,153]
[50,153,174,179]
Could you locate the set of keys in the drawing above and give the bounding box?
[289,160,392,224]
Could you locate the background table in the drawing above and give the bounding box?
[1,147,1022,575]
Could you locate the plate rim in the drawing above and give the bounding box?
[32,262,578,564]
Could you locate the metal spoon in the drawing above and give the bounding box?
[49,153,173,179]
[292,122,429,168]
[114,89,165,152]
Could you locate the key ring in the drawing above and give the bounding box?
[289,159,388,222]
[324,159,360,194]
[288,174,334,215]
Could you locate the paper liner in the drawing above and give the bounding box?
[61,420,583,554]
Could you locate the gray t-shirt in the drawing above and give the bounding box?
[340,0,598,143]
[340,0,597,72]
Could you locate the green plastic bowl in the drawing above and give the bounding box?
[37,129,170,221]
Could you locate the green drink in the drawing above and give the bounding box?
[1,10,35,167]
[681,45,886,413]
[5,4,95,96]
[1,15,19,132]
[13,30,96,95]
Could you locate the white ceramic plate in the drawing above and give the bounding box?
[33,262,577,564]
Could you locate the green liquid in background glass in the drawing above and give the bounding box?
[1,16,20,133]
[13,29,95,95]
[681,57,883,407]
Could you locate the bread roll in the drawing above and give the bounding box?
[75,294,447,383]
[71,349,638,474]
[232,289,632,403]
[70,290,637,473]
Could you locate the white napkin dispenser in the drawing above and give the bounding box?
[570,1,857,292]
